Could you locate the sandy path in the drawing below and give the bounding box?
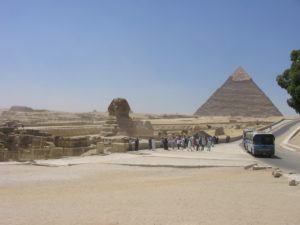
[1,163,299,225]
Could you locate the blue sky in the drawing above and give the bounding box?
[0,0,299,115]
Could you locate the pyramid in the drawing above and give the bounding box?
[194,67,283,117]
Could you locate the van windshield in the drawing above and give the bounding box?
[253,135,274,145]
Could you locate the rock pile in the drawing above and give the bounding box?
[272,168,283,178]
[288,179,298,186]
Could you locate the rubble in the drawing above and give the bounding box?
[288,179,298,186]
[252,165,272,170]
[244,163,257,170]
[272,168,283,178]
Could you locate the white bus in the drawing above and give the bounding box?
[244,131,275,157]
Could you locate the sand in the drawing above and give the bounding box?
[289,129,300,147]
[1,163,299,225]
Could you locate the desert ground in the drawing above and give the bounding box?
[1,108,299,225]
[1,143,300,225]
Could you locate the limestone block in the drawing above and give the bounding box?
[54,136,89,148]
[72,147,85,156]
[111,143,129,153]
[19,135,33,147]
[97,142,104,154]
[215,127,224,136]
[61,147,73,156]
[7,135,19,151]
[49,147,64,158]
[31,136,48,148]
[0,132,5,140]
[272,168,283,178]
[31,148,48,160]
[23,129,50,137]
[289,179,298,186]
[252,165,271,170]
[244,163,257,170]
[0,149,8,161]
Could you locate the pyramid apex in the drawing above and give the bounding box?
[230,67,251,81]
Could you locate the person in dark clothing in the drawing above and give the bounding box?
[176,137,181,149]
[212,136,216,147]
[225,135,230,143]
[148,137,152,150]
[215,136,219,144]
[200,136,207,151]
[128,138,133,151]
[135,137,139,150]
[163,137,168,150]
[184,137,188,148]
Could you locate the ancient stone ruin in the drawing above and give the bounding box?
[0,122,93,162]
[194,67,283,117]
[98,98,154,153]
[101,116,119,137]
[101,98,135,136]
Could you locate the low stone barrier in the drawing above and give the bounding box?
[1,146,95,161]
[0,149,8,161]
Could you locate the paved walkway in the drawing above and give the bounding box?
[13,141,257,168]
[1,139,299,183]
[22,139,300,183]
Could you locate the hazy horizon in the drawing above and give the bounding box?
[1,1,299,116]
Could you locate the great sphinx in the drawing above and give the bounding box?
[101,98,136,137]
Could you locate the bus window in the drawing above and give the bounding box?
[253,135,274,145]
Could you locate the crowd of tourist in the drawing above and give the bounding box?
[129,134,233,151]
[147,135,220,151]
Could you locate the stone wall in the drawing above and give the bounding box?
[54,136,90,148]
[0,149,8,161]
[2,146,95,161]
